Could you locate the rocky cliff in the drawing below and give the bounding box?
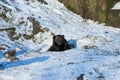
[59,0,120,27]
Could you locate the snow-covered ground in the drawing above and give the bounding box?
[0,0,120,80]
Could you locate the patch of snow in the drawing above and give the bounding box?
[112,2,120,9]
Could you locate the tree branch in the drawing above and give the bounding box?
[0,27,15,31]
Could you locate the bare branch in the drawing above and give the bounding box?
[0,27,15,31]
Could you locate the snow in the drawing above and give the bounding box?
[112,2,120,9]
[0,0,120,80]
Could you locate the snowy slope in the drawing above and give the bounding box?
[0,0,120,80]
[112,2,120,9]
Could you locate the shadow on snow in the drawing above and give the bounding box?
[68,39,77,48]
[0,56,50,70]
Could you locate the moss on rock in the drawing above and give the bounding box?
[59,0,120,27]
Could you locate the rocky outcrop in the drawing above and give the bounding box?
[59,0,120,27]
[106,10,120,27]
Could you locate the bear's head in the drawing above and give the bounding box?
[53,35,66,46]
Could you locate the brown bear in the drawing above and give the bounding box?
[48,35,71,51]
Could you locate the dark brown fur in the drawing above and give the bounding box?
[4,49,19,61]
[48,35,71,51]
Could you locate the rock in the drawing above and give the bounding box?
[59,0,120,27]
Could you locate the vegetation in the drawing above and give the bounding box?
[59,0,120,27]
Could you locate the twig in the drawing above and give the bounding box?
[0,27,15,31]
[0,46,6,50]
[0,44,10,48]
[93,68,105,80]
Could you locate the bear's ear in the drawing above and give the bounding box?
[53,35,56,40]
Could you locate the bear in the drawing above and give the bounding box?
[4,49,19,62]
[48,35,71,51]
